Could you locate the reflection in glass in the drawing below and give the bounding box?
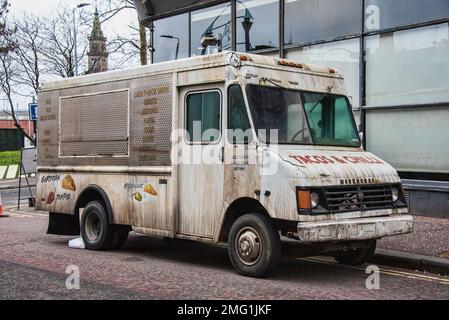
[153,14,189,63]
[285,39,360,108]
[365,0,449,32]
[191,3,231,56]
[285,0,361,45]
[236,0,279,52]
[365,24,449,107]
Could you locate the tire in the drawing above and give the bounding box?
[80,201,115,250]
[111,225,130,249]
[333,240,377,266]
[228,213,281,278]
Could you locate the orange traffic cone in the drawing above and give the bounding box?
[0,192,7,218]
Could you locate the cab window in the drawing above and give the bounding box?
[186,90,221,143]
[302,92,360,147]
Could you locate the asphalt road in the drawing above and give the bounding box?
[1,186,35,206]
[1,208,449,300]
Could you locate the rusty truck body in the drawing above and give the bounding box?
[36,52,413,277]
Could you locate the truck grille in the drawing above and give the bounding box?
[324,185,394,213]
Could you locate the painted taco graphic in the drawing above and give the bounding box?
[143,183,157,196]
[61,175,76,192]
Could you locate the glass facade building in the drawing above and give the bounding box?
[147,0,449,215]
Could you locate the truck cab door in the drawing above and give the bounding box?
[222,83,260,212]
[177,83,225,238]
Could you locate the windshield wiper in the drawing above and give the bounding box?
[259,77,288,89]
[309,86,333,113]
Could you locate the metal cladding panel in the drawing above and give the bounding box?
[37,90,60,167]
[38,74,175,168]
[60,141,129,157]
[130,73,173,167]
[55,81,130,166]
[59,90,129,157]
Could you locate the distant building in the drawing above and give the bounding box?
[87,8,108,74]
[0,111,35,151]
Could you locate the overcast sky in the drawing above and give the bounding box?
[10,0,63,15]
[9,0,137,38]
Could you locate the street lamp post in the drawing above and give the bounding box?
[160,35,180,60]
[73,3,90,77]
[241,9,253,52]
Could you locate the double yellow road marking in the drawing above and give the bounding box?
[299,256,449,285]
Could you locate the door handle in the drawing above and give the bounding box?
[218,146,224,163]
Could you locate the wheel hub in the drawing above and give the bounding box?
[236,227,262,266]
[85,212,102,242]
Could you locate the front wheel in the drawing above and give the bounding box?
[228,213,281,278]
[333,240,377,266]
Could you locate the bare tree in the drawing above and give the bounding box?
[40,5,89,78]
[96,0,149,66]
[0,0,15,54]
[11,14,42,95]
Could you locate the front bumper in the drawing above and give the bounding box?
[296,215,414,243]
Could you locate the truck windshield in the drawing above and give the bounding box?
[246,85,361,147]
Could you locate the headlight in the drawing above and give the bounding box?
[391,187,399,202]
[310,192,320,208]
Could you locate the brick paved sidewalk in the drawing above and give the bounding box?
[378,215,449,260]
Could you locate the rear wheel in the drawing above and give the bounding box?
[333,240,377,265]
[112,225,130,249]
[228,213,281,278]
[81,201,115,250]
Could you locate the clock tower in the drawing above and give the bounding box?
[87,8,108,73]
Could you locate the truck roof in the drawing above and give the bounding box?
[40,51,343,92]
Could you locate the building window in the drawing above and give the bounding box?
[365,0,449,32]
[366,108,449,173]
[153,13,189,63]
[365,23,449,107]
[186,90,221,143]
[284,0,362,46]
[227,85,252,144]
[285,38,360,108]
[236,0,279,52]
[191,3,231,57]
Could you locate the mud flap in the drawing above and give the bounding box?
[47,212,80,236]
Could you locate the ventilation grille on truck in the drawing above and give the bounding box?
[324,185,394,213]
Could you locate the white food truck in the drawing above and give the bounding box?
[37,52,413,277]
